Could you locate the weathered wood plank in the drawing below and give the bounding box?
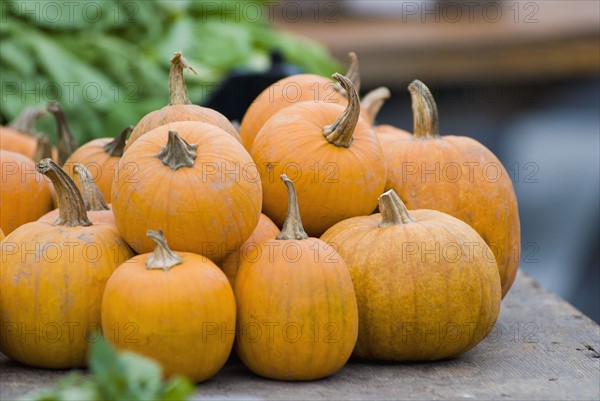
[1,272,599,400]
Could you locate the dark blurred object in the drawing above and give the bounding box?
[202,51,304,121]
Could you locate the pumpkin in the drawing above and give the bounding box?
[251,73,386,236]
[63,126,132,200]
[47,102,78,164]
[0,159,134,368]
[239,52,359,151]
[322,189,501,360]
[101,229,235,382]
[112,122,262,262]
[385,80,520,297]
[40,164,115,226]
[0,107,57,160]
[125,52,239,151]
[235,175,358,381]
[219,213,279,287]
[0,150,54,234]
[0,228,4,242]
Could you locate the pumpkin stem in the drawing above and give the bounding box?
[9,107,46,135]
[32,135,53,162]
[408,80,440,139]
[378,189,414,227]
[323,73,360,148]
[36,158,91,227]
[146,229,183,271]
[276,174,308,240]
[103,125,133,157]
[157,130,197,170]
[334,52,361,97]
[361,87,391,125]
[169,51,197,106]
[47,102,78,164]
[74,164,110,211]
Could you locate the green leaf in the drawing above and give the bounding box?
[159,376,196,401]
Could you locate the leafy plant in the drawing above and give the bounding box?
[21,337,195,401]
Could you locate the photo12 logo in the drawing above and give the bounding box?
[2,1,138,24]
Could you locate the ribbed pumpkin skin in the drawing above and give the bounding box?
[112,121,262,262]
[234,238,358,381]
[63,139,120,200]
[101,252,236,382]
[0,151,54,234]
[321,209,501,361]
[251,102,386,237]
[219,213,279,287]
[125,105,240,151]
[0,222,134,368]
[240,74,345,150]
[386,136,520,296]
[39,206,115,226]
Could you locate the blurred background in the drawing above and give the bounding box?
[1,0,598,321]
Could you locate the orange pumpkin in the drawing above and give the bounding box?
[0,228,5,242]
[239,53,359,151]
[0,159,134,368]
[235,175,358,380]
[101,229,236,382]
[0,150,54,234]
[63,126,132,200]
[47,102,78,164]
[40,164,115,226]
[321,190,501,360]
[219,213,279,287]
[113,122,262,262]
[385,80,520,297]
[251,73,386,236]
[0,107,55,160]
[125,52,239,151]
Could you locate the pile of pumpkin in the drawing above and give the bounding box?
[0,51,519,382]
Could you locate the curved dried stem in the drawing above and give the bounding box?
[361,87,391,124]
[146,229,183,271]
[378,190,414,227]
[276,175,308,240]
[74,164,110,211]
[408,80,440,139]
[9,107,46,135]
[323,73,360,148]
[47,102,78,163]
[103,125,133,157]
[169,51,197,106]
[157,131,197,170]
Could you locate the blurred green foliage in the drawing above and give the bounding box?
[0,0,341,143]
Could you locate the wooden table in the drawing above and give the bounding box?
[1,272,599,400]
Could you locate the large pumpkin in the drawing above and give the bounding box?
[239,53,359,151]
[0,150,54,234]
[0,159,133,368]
[235,175,358,381]
[112,122,262,262]
[321,189,501,360]
[385,80,520,297]
[0,107,56,160]
[102,229,235,382]
[125,52,239,151]
[40,164,115,226]
[219,213,279,287]
[251,73,386,236]
[63,126,132,200]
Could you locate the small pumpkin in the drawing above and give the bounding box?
[63,126,132,200]
[321,189,501,361]
[113,122,262,262]
[40,164,115,226]
[0,150,54,234]
[101,229,235,382]
[0,107,57,160]
[219,213,279,287]
[125,52,239,151]
[47,102,78,164]
[251,73,386,236]
[235,175,358,381]
[0,159,134,368]
[385,80,520,297]
[239,52,359,151]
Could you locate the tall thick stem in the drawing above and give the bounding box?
[146,229,183,271]
[157,131,197,170]
[47,102,78,163]
[33,135,53,162]
[378,190,414,227]
[169,51,197,106]
[361,87,391,124]
[323,73,360,148]
[9,107,46,135]
[103,126,132,157]
[74,164,109,211]
[408,80,440,139]
[36,159,91,227]
[276,175,308,240]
